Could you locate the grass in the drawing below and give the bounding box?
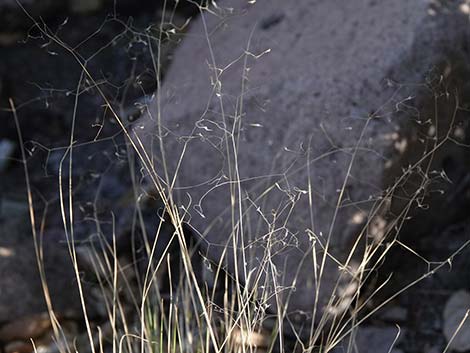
[5,1,470,353]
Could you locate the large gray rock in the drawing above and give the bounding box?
[135,0,470,330]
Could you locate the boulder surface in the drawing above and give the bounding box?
[136,0,470,329]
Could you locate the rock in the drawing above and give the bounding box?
[0,140,14,172]
[425,346,442,353]
[332,326,403,353]
[380,306,408,323]
[443,290,470,352]
[0,197,28,220]
[69,0,102,13]
[0,312,79,353]
[0,219,95,322]
[334,326,403,353]
[0,32,22,46]
[135,0,470,331]
[0,312,51,341]
[4,340,34,353]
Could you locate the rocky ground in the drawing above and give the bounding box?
[1,1,470,353]
[0,1,190,352]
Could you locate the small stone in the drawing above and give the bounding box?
[69,0,102,13]
[425,346,442,353]
[0,312,51,341]
[4,341,34,353]
[0,32,22,46]
[444,290,470,320]
[443,290,470,352]
[355,326,403,353]
[0,197,28,219]
[0,139,15,172]
[380,306,408,323]
[333,326,403,353]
